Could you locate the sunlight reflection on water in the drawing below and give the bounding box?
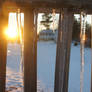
[6,43,46,92]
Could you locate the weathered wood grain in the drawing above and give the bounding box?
[54,9,74,92]
[1,0,92,11]
[24,9,37,92]
[0,12,8,92]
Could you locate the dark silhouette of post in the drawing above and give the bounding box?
[24,9,37,92]
[0,12,8,92]
[54,9,74,92]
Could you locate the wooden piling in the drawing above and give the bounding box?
[91,15,92,92]
[54,9,74,92]
[62,10,74,92]
[24,9,37,92]
[0,12,8,92]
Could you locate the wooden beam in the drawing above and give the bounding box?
[54,9,74,92]
[91,15,92,92]
[24,9,37,92]
[2,2,92,14]
[2,1,92,14]
[62,10,74,92]
[0,12,8,92]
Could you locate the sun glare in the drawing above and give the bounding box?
[5,13,24,41]
[5,27,18,39]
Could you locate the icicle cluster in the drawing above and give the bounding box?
[80,12,86,92]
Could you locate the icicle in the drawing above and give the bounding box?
[19,11,24,75]
[19,11,24,92]
[80,12,86,92]
[52,9,56,32]
[16,9,24,92]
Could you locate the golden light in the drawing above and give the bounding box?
[80,33,86,42]
[5,26,18,39]
[4,13,24,41]
[82,34,86,41]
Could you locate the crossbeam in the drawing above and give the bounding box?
[2,2,92,14]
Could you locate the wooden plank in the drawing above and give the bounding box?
[0,12,8,92]
[2,2,92,14]
[2,1,92,13]
[24,9,37,92]
[54,9,74,92]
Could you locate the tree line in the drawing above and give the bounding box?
[73,17,91,47]
[40,13,91,47]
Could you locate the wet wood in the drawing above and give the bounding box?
[2,0,92,9]
[91,15,92,92]
[24,9,37,92]
[62,10,74,92]
[0,12,8,92]
[54,9,74,92]
[2,1,92,13]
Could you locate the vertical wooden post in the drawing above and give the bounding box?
[89,14,92,92]
[24,8,37,92]
[0,12,8,92]
[54,9,74,92]
[62,10,74,92]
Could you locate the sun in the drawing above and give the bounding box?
[4,13,18,40]
[5,26,18,39]
[4,13,24,41]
